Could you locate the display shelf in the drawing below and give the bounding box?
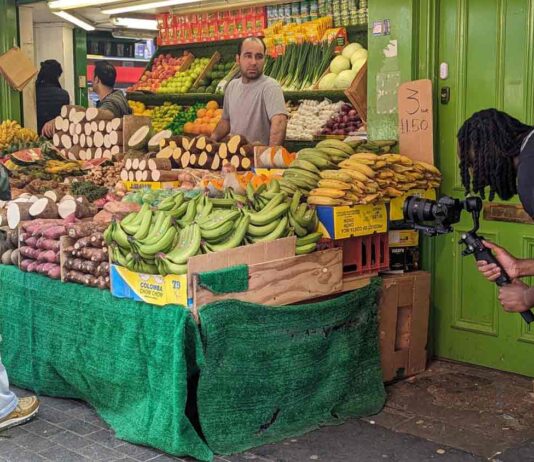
[126,90,348,106]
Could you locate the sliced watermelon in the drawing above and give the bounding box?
[10,148,43,166]
[81,158,108,170]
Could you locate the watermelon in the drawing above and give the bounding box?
[10,148,43,166]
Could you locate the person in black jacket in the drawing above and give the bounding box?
[458,108,534,313]
[37,60,70,138]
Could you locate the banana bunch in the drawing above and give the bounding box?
[279,139,359,197]
[45,159,83,174]
[0,120,38,152]
[105,184,323,276]
[352,139,397,154]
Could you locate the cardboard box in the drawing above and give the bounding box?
[124,181,180,191]
[389,246,420,272]
[379,271,431,382]
[111,265,188,306]
[110,238,343,318]
[389,230,419,248]
[0,47,37,91]
[389,188,436,222]
[316,203,388,239]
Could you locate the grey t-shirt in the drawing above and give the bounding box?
[222,75,287,145]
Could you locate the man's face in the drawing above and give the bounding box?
[237,40,265,80]
[91,75,100,93]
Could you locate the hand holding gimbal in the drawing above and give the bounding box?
[403,195,534,324]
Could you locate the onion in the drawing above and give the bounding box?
[348,109,358,118]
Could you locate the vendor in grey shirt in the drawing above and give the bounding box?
[212,37,288,146]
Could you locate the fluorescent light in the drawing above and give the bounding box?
[52,11,96,31]
[112,17,158,30]
[48,0,123,9]
[103,0,196,15]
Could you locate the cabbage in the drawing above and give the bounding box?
[350,49,368,66]
[342,43,363,60]
[334,69,358,89]
[318,72,338,90]
[330,55,351,74]
[352,56,367,74]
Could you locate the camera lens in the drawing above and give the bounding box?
[403,196,437,223]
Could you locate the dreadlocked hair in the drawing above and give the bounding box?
[457,108,533,201]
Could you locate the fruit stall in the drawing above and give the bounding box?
[0,1,437,460]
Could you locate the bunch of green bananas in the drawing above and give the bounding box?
[104,180,323,276]
[279,139,366,198]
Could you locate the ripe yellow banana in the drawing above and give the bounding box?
[307,196,343,206]
[318,179,352,190]
[338,160,376,178]
[309,188,346,199]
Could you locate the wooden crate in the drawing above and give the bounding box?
[344,61,367,123]
[192,51,221,90]
[379,271,431,382]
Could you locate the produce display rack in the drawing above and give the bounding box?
[126,24,368,107]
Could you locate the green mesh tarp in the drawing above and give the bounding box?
[0,266,213,462]
[197,278,386,455]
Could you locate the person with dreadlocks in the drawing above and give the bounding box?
[37,60,70,138]
[458,108,534,314]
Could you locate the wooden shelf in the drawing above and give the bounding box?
[126,89,348,106]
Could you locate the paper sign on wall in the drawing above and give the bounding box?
[398,79,434,164]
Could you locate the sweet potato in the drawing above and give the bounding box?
[37,250,59,264]
[47,264,61,279]
[42,225,66,240]
[19,246,39,259]
[36,237,60,252]
[20,259,33,272]
[26,261,38,272]
[104,201,140,214]
[25,236,38,248]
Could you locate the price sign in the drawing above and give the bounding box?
[398,79,434,164]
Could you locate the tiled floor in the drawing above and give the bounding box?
[3,360,534,462]
[0,385,480,462]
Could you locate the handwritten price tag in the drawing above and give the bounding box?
[398,79,434,164]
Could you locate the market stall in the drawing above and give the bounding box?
[0,1,437,460]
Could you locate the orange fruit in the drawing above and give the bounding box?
[197,108,207,118]
[184,122,194,133]
[206,100,219,110]
[215,108,223,116]
[206,109,215,118]
[200,124,210,135]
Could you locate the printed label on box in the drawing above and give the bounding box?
[389,189,437,221]
[317,203,388,239]
[110,264,188,307]
[389,230,419,248]
[124,181,180,191]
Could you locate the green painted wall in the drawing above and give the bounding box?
[367,0,438,137]
[0,0,21,122]
[73,29,88,107]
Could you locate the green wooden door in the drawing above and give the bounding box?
[434,0,534,376]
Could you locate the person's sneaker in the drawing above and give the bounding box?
[0,396,39,431]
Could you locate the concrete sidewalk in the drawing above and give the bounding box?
[0,360,532,461]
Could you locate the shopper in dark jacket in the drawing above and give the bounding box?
[37,60,70,138]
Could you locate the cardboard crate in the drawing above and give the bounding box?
[110,237,344,320]
[379,271,430,382]
[316,203,388,239]
[318,233,389,276]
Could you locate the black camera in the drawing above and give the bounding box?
[403,195,481,236]
[402,194,534,324]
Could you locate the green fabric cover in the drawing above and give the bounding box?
[0,266,213,462]
[197,278,386,455]
[198,264,249,294]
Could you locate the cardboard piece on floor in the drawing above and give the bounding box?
[0,47,37,91]
[398,79,434,164]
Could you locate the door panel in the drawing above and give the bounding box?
[435,0,534,376]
